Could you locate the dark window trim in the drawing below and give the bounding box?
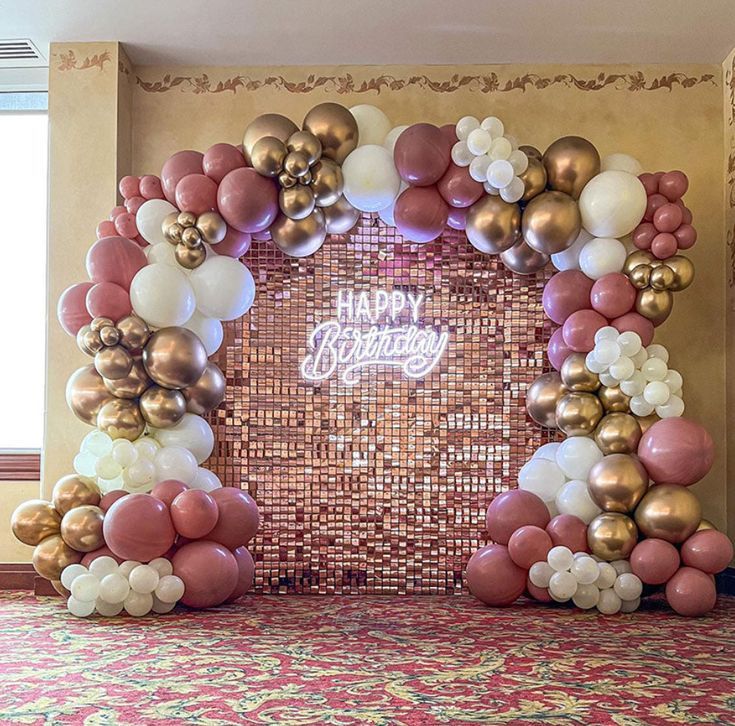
[0,452,41,480]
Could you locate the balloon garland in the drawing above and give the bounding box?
[11,102,733,619]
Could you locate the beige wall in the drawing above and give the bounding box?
[1,482,40,562]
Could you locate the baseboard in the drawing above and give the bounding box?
[716,567,735,595]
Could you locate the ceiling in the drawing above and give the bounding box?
[2,0,735,68]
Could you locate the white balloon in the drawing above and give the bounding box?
[88,556,119,579]
[146,242,178,267]
[451,141,474,167]
[620,371,646,396]
[611,560,632,576]
[486,160,514,189]
[126,457,155,489]
[547,545,574,572]
[641,357,668,381]
[148,557,174,578]
[152,596,177,614]
[183,311,223,356]
[608,356,635,382]
[529,561,554,588]
[60,564,88,590]
[95,598,124,617]
[342,145,401,212]
[600,153,643,176]
[499,176,525,204]
[82,430,113,457]
[124,591,153,617]
[118,560,142,579]
[508,150,529,175]
[594,340,620,366]
[96,454,121,480]
[189,256,255,321]
[152,413,214,464]
[68,596,96,617]
[551,229,592,271]
[99,573,130,603]
[488,137,512,161]
[663,369,683,391]
[480,116,504,137]
[153,445,198,484]
[130,264,196,328]
[656,395,685,418]
[646,344,669,363]
[594,326,619,344]
[350,104,392,147]
[572,583,600,609]
[533,442,561,462]
[596,588,622,614]
[620,596,641,613]
[112,439,138,468]
[643,381,670,406]
[129,564,160,594]
[378,201,397,227]
[136,199,177,246]
[617,331,642,357]
[579,170,647,238]
[518,458,566,502]
[469,155,491,182]
[630,395,655,417]
[571,556,600,585]
[71,573,101,603]
[467,128,492,156]
[555,480,602,525]
[585,352,607,374]
[383,125,409,154]
[155,575,186,603]
[73,451,98,478]
[135,437,160,460]
[190,467,223,492]
[596,562,617,589]
[599,372,618,388]
[455,116,480,141]
[549,571,577,600]
[556,436,603,480]
[579,237,627,280]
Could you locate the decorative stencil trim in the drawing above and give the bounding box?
[57,50,112,72]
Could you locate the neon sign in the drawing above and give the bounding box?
[300,289,449,385]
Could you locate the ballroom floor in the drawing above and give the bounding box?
[0,592,733,725]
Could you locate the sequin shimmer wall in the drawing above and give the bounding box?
[208,218,555,594]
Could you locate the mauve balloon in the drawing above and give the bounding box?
[590,273,636,319]
[638,172,659,196]
[466,544,526,606]
[526,578,553,602]
[96,220,117,239]
[86,236,148,291]
[665,566,716,617]
[681,530,734,574]
[151,479,190,508]
[508,525,553,569]
[436,163,484,208]
[447,206,468,231]
[225,546,255,602]
[652,203,683,233]
[85,282,131,321]
[542,270,593,325]
[57,282,94,336]
[643,193,667,223]
[119,175,140,199]
[651,232,678,260]
[161,150,204,204]
[203,143,246,184]
[173,540,238,609]
[562,309,607,353]
[217,167,278,234]
[658,170,688,202]
[611,312,654,347]
[81,545,124,567]
[394,186,449,244]
[99,489,128,512]
[394,123,451,187]
[630,538,680,585]
[485,490,550,545]
[216,227,252,258]
[175,173,219,216]
[139,174,164,200]
[546,514,589,553]
[170,489,219,539]
[547,328,573,371]
[674,224,697,250]
[632,222,656,250]
[207,488,260,550]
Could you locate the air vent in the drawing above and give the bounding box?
[0,39,45,68]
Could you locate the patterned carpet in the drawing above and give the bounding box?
[1,593,734,725]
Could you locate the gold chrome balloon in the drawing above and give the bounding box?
[555,391,603,436]
[183,362,226,416]
[52,580,70,597]
[588,453,649,512]
[66,365,114,425]
[525,372,566,428]
[594,413,642,455]
[196,211,227,245]
[139,385,187,428]
[560,352,600,392]
[623,250,655,275]
[543,136,600,199]
[181,226,202,249]
[177,211,197,228]
[271,209,327,258]
[635,413,659,435]
[696,519,717,532]
[117,315,150,351]
[279,185,316,221]
[77,326,104,356]
[636,288,673,326]
[250,136,288,178]
[466,196,521,254]
[629,264,652,290]
[302,102,359,165]
[104,358,151,399]
[96,399,146,441]
[143,327,208,389]
[649,265,675,291]
[522,191,581,255]
[90,317,114,333]
[664,255,695,291]
[52,475,101,516]
[634,484,701,544]
[310,159,344,208]
[175,242,207,270]
[162,211,180,241]
[32,535,82,580]
[283,150,311,179]
[11,500,61,546]
[243,113,298,163]
[587,512,638,561]
[287,130,322,166]
[322,196,360,235]
[518,156,548,203]
[519,145,542,161]
[94,345,133,380]
[60,505,105,552]
[598,385,631,413]
[278,171,298,189]
[500,239,549,275]
[99,325,120,347]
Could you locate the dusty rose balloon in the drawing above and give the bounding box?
[546,514,589,552]
[151,479,190,508]
[86,236,148,291]
[394,123,451,186]
[562,309,607,353]
[99,489,128,512]
[439,123,458,146]
[658,170,688,202]
[114,212,138,239]
[526,578,553,603]
[207,488,260,550]
[632,222,656,250]
[485,490,550,545]
[170,489,219,539]
[447,207,468,231]
[226,546,255,602]
[508,525,553,569]
[172,540,239,609]
[140,174,164,200]
[681,530,734,574]
[652,203,683,233]
[590,273,636,319]
[643,193,668,223]
[638,173,659,196]
[57,282,94,336]
[126,196,146,216]
[548,328,574,371]
[651,233,678,260]
[466,544,526,606]
[203,143,246,184]
[81,545,124,567]
[611,312,654,346]
[394,186,449,243]
[119,175,140,199]
[665,566,716,617]
[215,227,252,258]
[161,150,204,203]
[85,282,131,321]
[638,417,715,487]
[110,205,127,220]
[217,167,279,234]
[103,493,176,561]
[96,220,117,239]
[630,538,680,585]
[542,270,593,325]
[175,173,219,216]
[674,224,697,250]
[437,163,484,208]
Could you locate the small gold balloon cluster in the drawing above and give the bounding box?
[162,210,227,269]
[11,475,104,591]
[624,250,694,326]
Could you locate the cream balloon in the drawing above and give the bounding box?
[350,104,392,147]
[130,264,196,328]
[555,480,602,524]
[146,242,178,267]
[578,237,627,280]
[153,445,198,484]
[190,467,223,492]
[152,413,214,464]
[342,145,401,212]
[183,310,224,356]
[551,229,593,271]
[189,255,255,321]
[383,125,409,154]
[578,170,647,238]
[136,199,178,246]
[600,153,643,176]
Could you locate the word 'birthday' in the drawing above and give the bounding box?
[300,289,449,385]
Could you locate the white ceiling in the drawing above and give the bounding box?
[1,0,735,68]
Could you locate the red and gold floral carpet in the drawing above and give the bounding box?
[1,592,734,725]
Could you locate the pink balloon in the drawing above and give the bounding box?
[548,328,574,370]
[125,196,146,215]
[466,544,526,606]
[485,490,550,545]
[394,186,449,243]
[658,171,688,202]
[630,538,680,585]
[217,167,278,234]
[207,488,260,550]
[85,281,132,320]
[96,220,117,239]
[394,123,452,187]
[665,567,716,617]
[161,150,204,204]
[447,206,468,231]
[175,173,219,216]
[678,204,693,225]
[546,514,589,553]
[508,525,553,569]
[215,227,252,258]
[86,236,148,291]
[119,176,140,199]
[225,546,255,602]
[151,479,190,508]
[653,203,683,233]
[632,222,656,250]
[203,143,246,184]
[110,205,127,220]
[103,493,176,562]
[651,232,678,260]
[562,309,607,353]
[99,489,128,512]
[638,417,714,487]
[81,546,124,567]
[590,273,636,319]
[542,270,593,325]
[674,224,697,250]
[114,212,139,239]
[170,489,219,539]
[436,163,484,208]
[172,540,239,609]
[438,123,458,146]
[638,173,659,196]
[526,578,553,603]
[643,193,668,223]
[611,312,654,346]
[681,530,734,574]
[139,174,164,200]
[57,282,94,336]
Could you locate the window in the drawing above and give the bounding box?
[0,92,47,477]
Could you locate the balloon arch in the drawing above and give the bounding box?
[11,102,732,618]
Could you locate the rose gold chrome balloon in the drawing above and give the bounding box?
[310,159,344,208]
[555,391,603,437]
[11,500,61,546]
[560,352,600,392]
[594,413,642,455]
[66,365,114,425]
[243,114,298,163]
[271,209,327,258]
[94,345,133,380]
[196,211,227,245]
[634,484,701,544]
[302,103,359,165]
[500,239,549,275]
[525,372,566,428]
[139,385,187,428]
[183,363,226,416]
[117,315,151,351]
[60,505,105,552]
[518,156,547,202]
[32,534,83,580]
[588,453,648,512]
[522,191,581,255]
[466,196,521,255]
[543,136,600,199]
[96,398,146,441]
[587,512,638,561]
[250,136,288,178]
[52,475,101,516]
[103,358,151,399]
[143,327,208,389]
